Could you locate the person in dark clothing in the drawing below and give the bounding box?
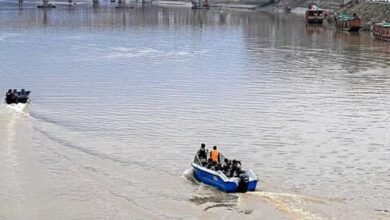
[197,143,207,159]
[222,158,233,175]
[5,89,13,104]
[17,89,28,103]
[234,166,242,177]
[12,89,18,103]
[197,143,208,166]
[232,160,242,177]
[206,158,213,169]
[228,159,241,177]
[211,161,221,171]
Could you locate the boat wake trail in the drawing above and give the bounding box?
[0,108,30,216]
[33,127,149,169]
[29,112,64,127]
[29,109,152,169]
[0,103,30,117]
[247,191,345,220]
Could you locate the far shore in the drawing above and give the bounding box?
[152,0,390,31]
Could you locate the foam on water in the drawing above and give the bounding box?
[5,103,31,114]
[181,168,198,184]
[0,33,20,41]
[247,191,335,220]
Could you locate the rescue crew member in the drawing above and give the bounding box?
[198,143,207,159]
[5,89,13,104]
[210,146,220,163]
[197,143,208,166]
[17,89,28,103]
[12,89,18,103]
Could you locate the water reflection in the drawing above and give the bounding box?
[305,24,326,38]
[0,4,264,29]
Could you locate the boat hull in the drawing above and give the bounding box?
[305,9,325,24]
[192,163,257,193]
[306,18,324,24]
[372,23,390,42]
[334,16,361,32]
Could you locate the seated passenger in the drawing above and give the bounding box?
[206,158,213,169]
[222,158,230,174]
[12,89,18,103]
[17,89,28,103]
[211,161,221,171]
[229,159,241,177]
[234,166,242,177]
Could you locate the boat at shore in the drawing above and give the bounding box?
[191,150,258,193]
[305,5,325,24]
[372,22,390,42]
[334,14,361,32]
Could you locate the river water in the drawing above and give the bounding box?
[0,1,389,219]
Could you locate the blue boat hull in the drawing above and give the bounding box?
[192,163,258,193]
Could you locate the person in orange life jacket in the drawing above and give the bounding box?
[210,146,220,163]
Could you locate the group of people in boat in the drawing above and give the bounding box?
[5,89,29,104]
[197,143,244,178]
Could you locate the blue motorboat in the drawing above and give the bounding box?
[5,89,31,104]
[4,89,31,112]
[191,151,258,193]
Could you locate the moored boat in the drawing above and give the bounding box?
[305,5,325,24]
[372,22,390,42]
[191,149,258,193]
[334,14,361,32]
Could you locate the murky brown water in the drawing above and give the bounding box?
[0,1,389,219]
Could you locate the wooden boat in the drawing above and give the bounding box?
[305,5,325,24]
[334,14,361,32]
[372,22,390,42]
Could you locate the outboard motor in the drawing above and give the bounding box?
[237,172,249,193]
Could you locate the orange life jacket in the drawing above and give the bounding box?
[210,150,219,162]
